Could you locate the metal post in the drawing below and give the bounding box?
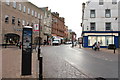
[38,18,43,80]
[38,19,41,60]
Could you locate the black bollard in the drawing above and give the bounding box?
[114,48,115,54]
[39,57,43,80]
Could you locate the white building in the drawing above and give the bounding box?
[82,0,120,48]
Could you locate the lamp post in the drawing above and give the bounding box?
[38,18,43,80]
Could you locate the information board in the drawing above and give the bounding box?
[21,26,32,75]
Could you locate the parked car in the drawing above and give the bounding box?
[52,40,60,45]
[65,41,72,44]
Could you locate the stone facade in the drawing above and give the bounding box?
[1,0,45,45]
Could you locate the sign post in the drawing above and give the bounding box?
[21,26,32,75]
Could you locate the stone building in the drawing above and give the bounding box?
[0,0,45,45]
[0,0,45,79]
[41,7,52,45]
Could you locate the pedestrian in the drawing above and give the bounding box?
[18,41,22,49]
[92,42,97,51]
[97,42,100,51]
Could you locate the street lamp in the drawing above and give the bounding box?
[38,17,43,80]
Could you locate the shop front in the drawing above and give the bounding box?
[82,31,120,48]
[4,33,20,45]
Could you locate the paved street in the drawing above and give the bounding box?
[42,44,118,79]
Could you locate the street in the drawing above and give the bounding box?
[42,44,118,79]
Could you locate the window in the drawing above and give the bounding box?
[32,10,34,16]
[99,0,104,5]
[18,18,21,26]
[22,20,25,25]
[13,1,16,8]
[90,10,95,18]
[105,9,111,18]
[38,13,40,19]
[23,6,26,13]
[26,22,29,26]
[19,4,22,11]
[90,22,96,30]
[35,12,37,17]
[6,0,10,5]
[12,16,15,24]
[28,8,30,14]
[5,15,9,23]
[112,0,117,4]
[105,22,111,30]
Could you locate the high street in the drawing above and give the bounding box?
[42,45,118,79]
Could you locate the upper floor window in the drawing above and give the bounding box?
[18,18,21,26]
[5,15,9,23]
[23,6,26,13]
[105,9,111,18]
[12,16,15,24]
[38,13,40,19]
[13,1,16,8]
[19,4,22,11]
[99,0,104,5]
[112,0,117,4]
[90,22,96,30]
[105,22,111,30]
[28,8,30,14]
[35,12,37,17]
[90,10,95,18]
[6,0,10,5]
[32,10,34,16]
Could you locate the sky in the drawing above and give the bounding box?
[28,0,88,38]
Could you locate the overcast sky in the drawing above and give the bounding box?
[28,0,88,38]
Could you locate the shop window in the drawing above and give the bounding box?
[88,36,97,46]
[5,15,9,23]
[105,22,111,30]
[12,16,15,24]
[106,36,114,45]
[97,36,106,46]
[90,10,95,18]
[105,9,111,18]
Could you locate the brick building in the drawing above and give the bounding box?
[0,0,45,45]
[51,12,67,43]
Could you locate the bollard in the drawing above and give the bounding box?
[39,57,43,80]
[114,48,115,54]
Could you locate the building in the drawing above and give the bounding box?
[118,1,120,48]
[82,0,120,48]
[51,12,67,43]
[0,0,45,45]
[0,0,46,78]
[41,7,52,45]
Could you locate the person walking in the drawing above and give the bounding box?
[92,42,97,51]
[97,42,100,51]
